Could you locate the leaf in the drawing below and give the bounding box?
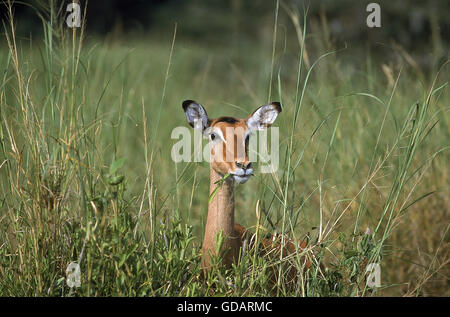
[108,175,124,185]
[399,191,435,214]
[208,185,221,204]
[209,173,231,203]
[109,157,125,175]
[119,254,127,268]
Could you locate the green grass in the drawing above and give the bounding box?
[0,2,449,296]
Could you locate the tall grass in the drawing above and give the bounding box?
[0,2,448,296]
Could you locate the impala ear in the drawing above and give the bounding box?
[182,100,210,132]
[246,102,282,131]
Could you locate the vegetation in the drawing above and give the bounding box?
[0,1,448,296]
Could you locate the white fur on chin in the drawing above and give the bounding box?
[233,175,251,184]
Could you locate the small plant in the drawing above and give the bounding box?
[209,172,231,203]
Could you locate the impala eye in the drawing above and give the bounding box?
[210,133,216,141]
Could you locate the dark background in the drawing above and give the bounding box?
[3,0,449,70]
[6,1,448,42]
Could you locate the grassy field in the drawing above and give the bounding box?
[0,3,449,296]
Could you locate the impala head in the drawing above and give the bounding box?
[182,100,282,184]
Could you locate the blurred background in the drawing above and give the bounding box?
[8,0,449,71]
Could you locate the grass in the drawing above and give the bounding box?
[0,2,449,296]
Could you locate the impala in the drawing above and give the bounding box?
[182,100,310,280]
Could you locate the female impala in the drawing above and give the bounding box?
[182,100,309,278]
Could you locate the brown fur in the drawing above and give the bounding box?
[182,100,311,284]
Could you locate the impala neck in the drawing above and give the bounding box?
[202,167,237,270]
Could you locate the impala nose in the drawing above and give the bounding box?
[235,161,252,170]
